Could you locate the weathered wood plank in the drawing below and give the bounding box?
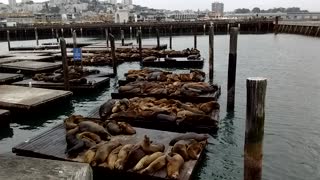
[0,61,62,74]
[0,73,23,84]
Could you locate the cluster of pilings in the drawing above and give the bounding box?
[274,24,320,37]
[0,20,274,41]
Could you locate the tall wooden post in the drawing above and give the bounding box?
[156,28,160,50]
[72,30,77,48]
[169,25,173,49]
[203,24,206,34]
[138,30,142,61]
[109,34,117,75]
[136,28,139,44]
[35,28,39,46]
[193,28,197,49]
[209,25,214,82]
[130,26,132,37]
[80,28,83,37]
[7,30,11,51]
[121,30,125,46]
[60,38,69,91]
[55,29,59,42]
[105,28,109,47]
[244,77,267,180]
[51,28,54,39]
[227,27,239,112]
[61,28,64,37]
[274,16,279,34]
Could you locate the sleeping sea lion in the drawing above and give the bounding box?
[169,133,209,146]
[187,140,207,160]
[143,56,157,62]
[92,141,121,166]
[82,147,97,164]
[64,115,86,130]
[133,152,164,172]
[77,132,101,143]
[171,143,189,161]
[139,155,167,174]
[125,145,146,170]
[99,145,123,169]
[105,120,122,135]
[65,127,91,156]
[166,153,185,179]
[140,135,165,154]
[99,99,117,120]
[118,122,136,135]
[78,121,111,140]
[199,101,220,114]
[115,144,135,170]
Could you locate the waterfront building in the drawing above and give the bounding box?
[114,8,129,23]
[211,2,224,17]
[8,0,16,7]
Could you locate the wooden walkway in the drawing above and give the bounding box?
[13,123,204,180]
[142,57,204,68]
[0,85,72,112]
[0,61,62,74]
[275,21,320,37]
[0,73,23,84]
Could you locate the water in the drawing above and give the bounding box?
[0,34,320,180]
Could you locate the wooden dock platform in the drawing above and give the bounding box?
[0,155,92,180]
[0,73,23,84]
[0,55,56,62]
[142,57,204,68]
[13,75,110,92]
[0,61,62,74]
[10,45,60,51]
[13,123,205,180]
[0,109,10,127]
[0,85,72,112]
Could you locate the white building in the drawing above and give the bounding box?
[22,3,44,13]
[122,0,132,5]
[8,0,16,7]
[114,8,129,23]
[211,2,224,17]
[7,15,34,25]
[106,0,117,4]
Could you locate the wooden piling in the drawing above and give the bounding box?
[51,28,54,39]
[156,28,160,50]
[169,26,173,49]
[194,28,197,49]
[60,38,69,91]
[61,28,64,37]
[208,25,214,82]
[105,28,109,47]
[315,27,320,37]
[72,30,77,48]
[244,77,267,180]
[130,26,132,37]
[80,28,83,37]
[304,26,310,35]
[308,26,314,36]
[35,28,39,46]
[7,30,11,51]
[227,27,239,112]
[121,30,125,46]
[138,30,142,61]
[55,29,59,43]
[109,34,117,75]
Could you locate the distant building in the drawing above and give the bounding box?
[6,14,34,26]
[211,2,224,17]
[106,0,117,4]
[115,8,129,23]
[8,0,16,7]
[122,0,133,6]
[169,12,198,21]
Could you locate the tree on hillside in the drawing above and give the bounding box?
[252,7,260,13]
[234,8,250,13]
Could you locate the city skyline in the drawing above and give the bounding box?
[0,0,320,12]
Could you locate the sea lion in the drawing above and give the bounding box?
[143,56,157,62]
[78,121,111,140]
[133,152,164,172]
[65,127,90,156]
[115,144,135,170]
[99,99,117,120]
[171,143,189,161]
[77,132,101,143]
[169,133,209,146]
[105,120,122,135]
[64,115,86,130]
[187,140,206,160]
[139,155,167,174]
[118,122,136,135]
[166,153,185,179]
[82,148,97,164]
[141,135,165,154]
[92,141,121,166]
[187,54,200,60]
[125,145,146,170]
[103,145,123,170]
[199,101,220,114]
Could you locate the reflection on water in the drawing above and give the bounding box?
[0,34,319,180]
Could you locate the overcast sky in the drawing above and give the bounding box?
[1,0,319,12]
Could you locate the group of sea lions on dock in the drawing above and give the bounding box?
[124,68,205,83]
[71,48,200,66]
[99,97,219,127]
[118,81,219,97]
[32,66,100,85]
[64,115,209,179]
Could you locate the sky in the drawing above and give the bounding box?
[1,0,320,12]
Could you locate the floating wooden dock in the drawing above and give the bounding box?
[142,57,204,68]
[0,73,23,84]
[13,75,110,92]
[10,45,60,51]
[0,61,62,74]
[0,109,10,127]
[0,85,72,112]
[13,122,205,180]
[0,55,56,62]
[0,155,93,180]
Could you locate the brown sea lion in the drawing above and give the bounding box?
[78,121,111,140]
[133,152,164,172]
[187,140,206,160]
[143,56,157,62]
[139,155,167,174]
[92,141,121,166]
[64,115,86,130]
[199,101,220,113]
[115,144,135,170]
[102,145,123,170]
[65,127,91,156]
[166,153,185,179]
[82,148,97,164]
[77,132,101,143]
[99,99,117,120]
[125,145,146,170]
[105,120,122,135]
[171,143,189,161]
[118,122,136,135]
[169,133,209,146]
[141,135,165,154]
